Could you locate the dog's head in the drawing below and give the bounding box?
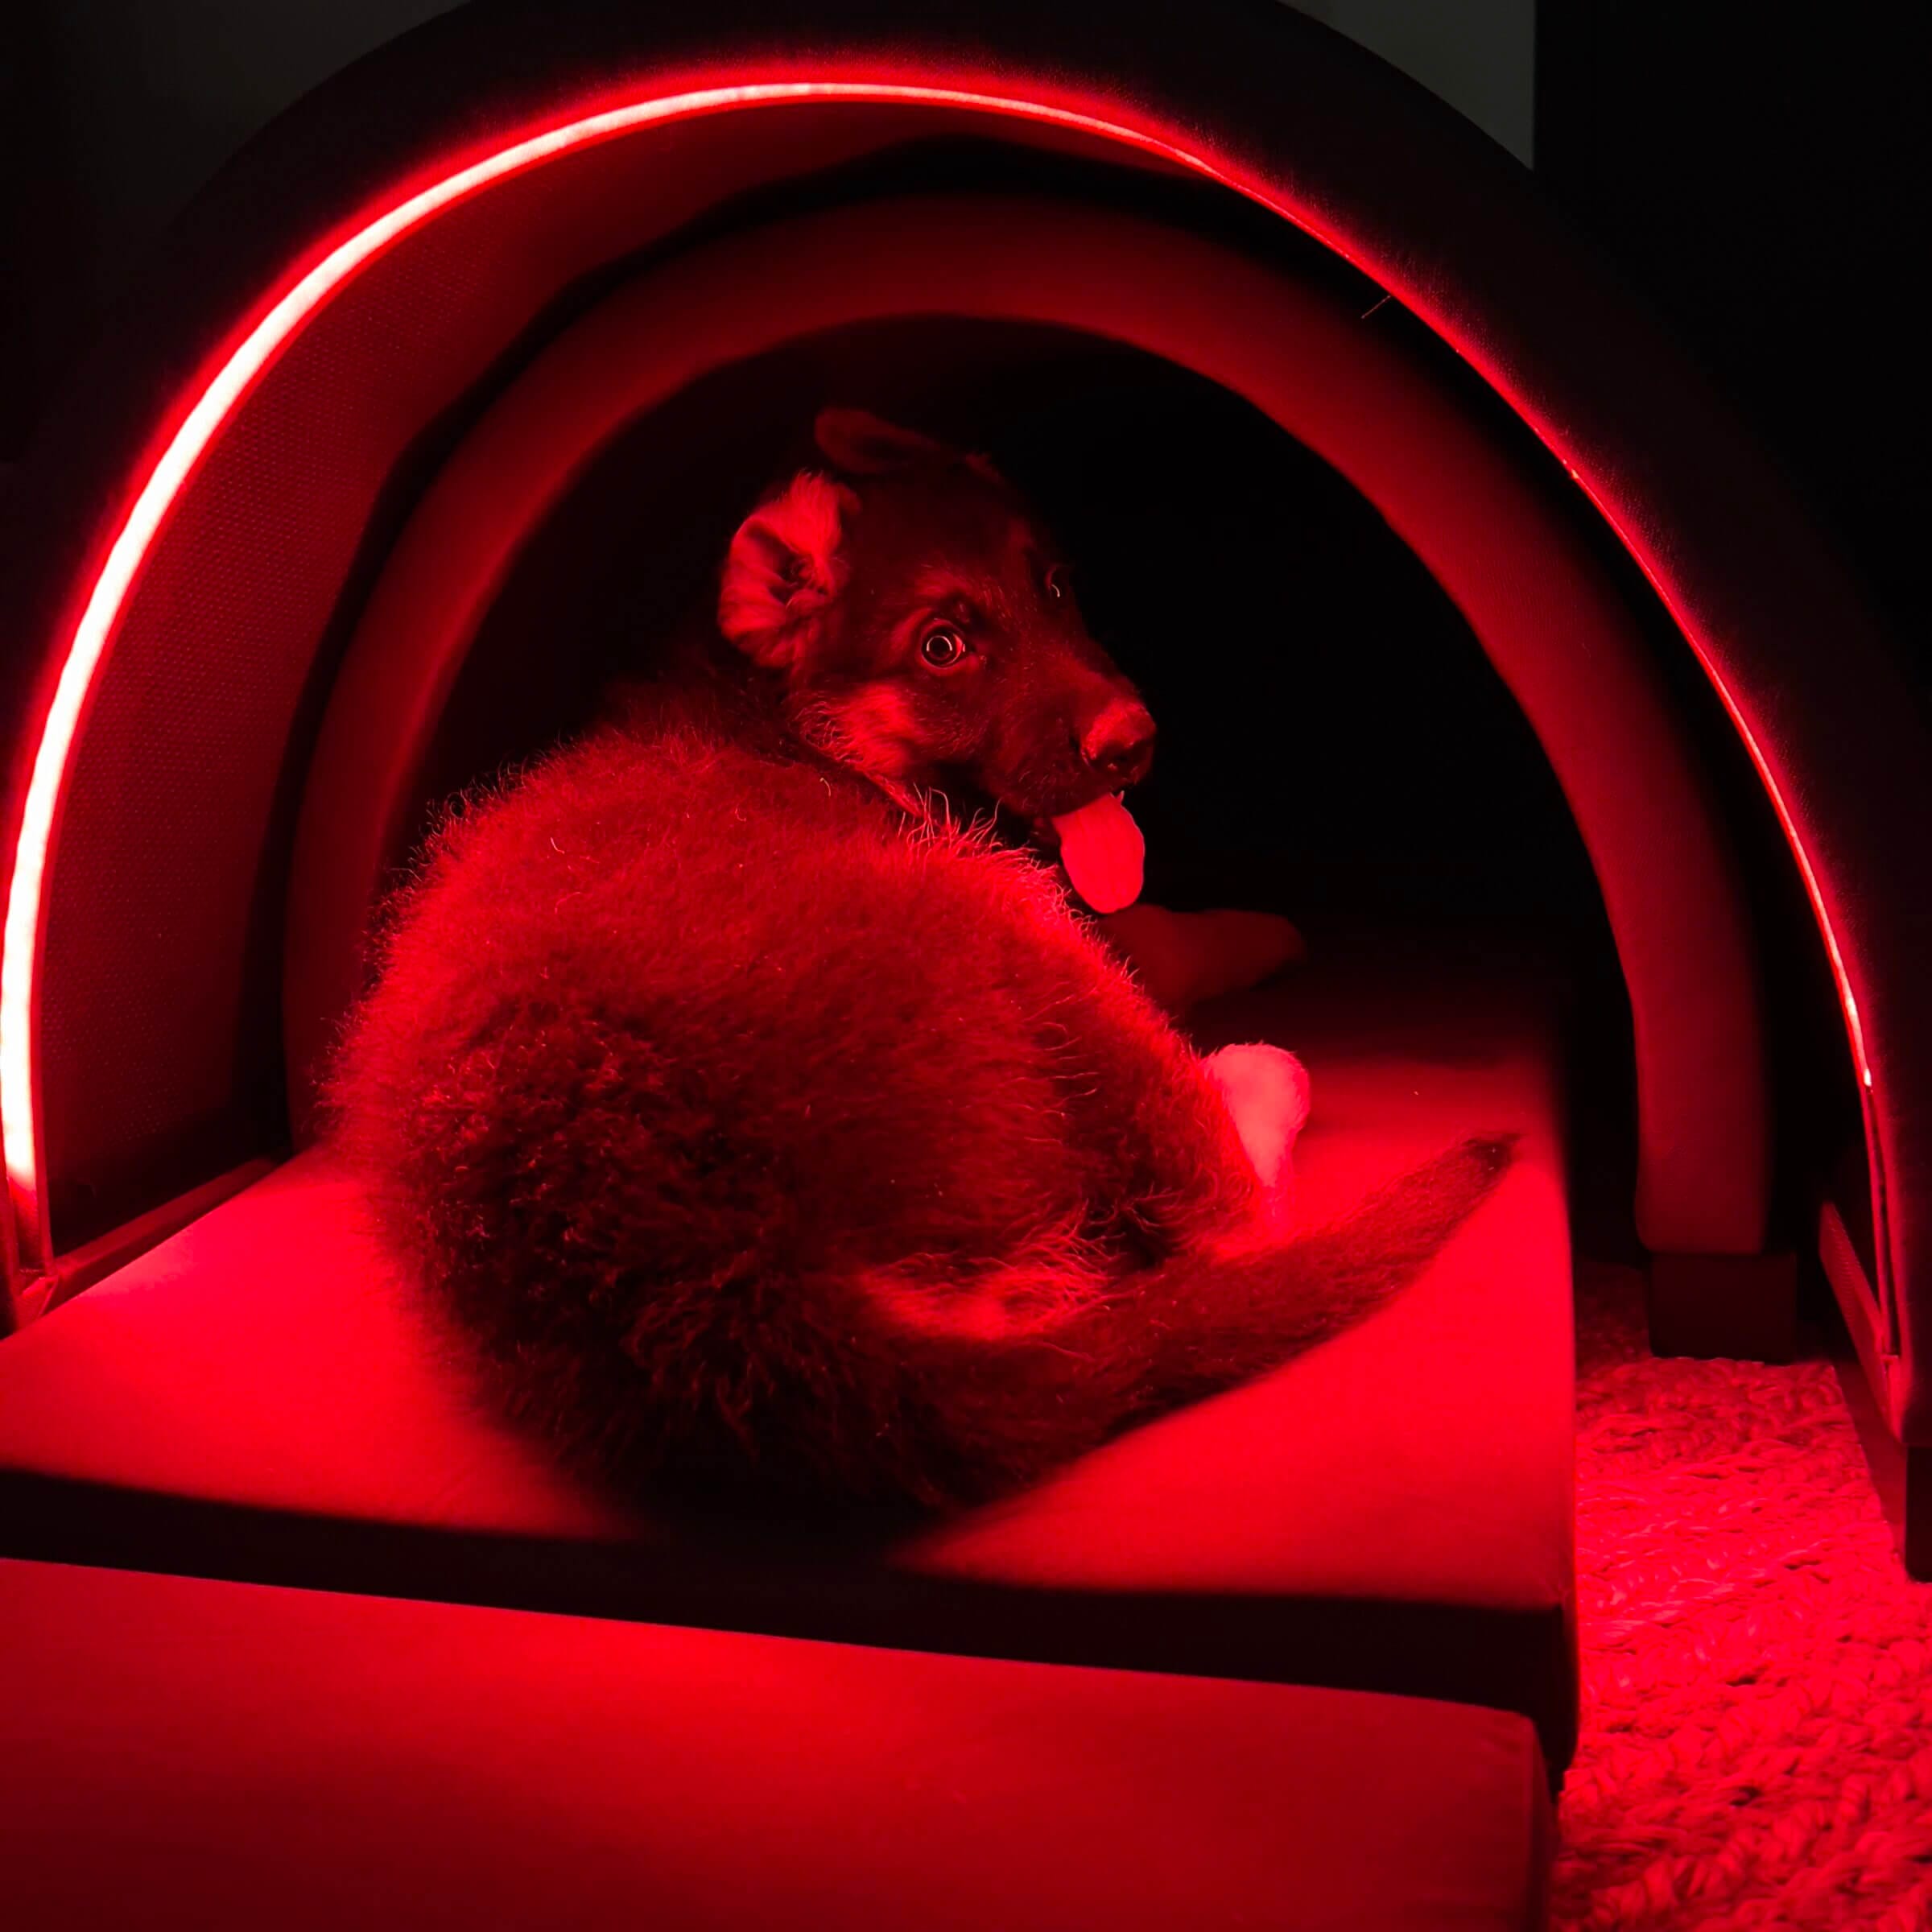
[718,409,1154,907]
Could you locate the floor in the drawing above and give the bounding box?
[1553,1265,1932,1930]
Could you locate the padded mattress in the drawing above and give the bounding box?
[0,938,1577,1765]
[0,1557,1553,1930]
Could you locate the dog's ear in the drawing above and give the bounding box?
[718,470,858,670]
[813,407,956,476]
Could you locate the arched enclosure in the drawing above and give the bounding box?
[0,2,1924,1534]
[286,192,1765,1241]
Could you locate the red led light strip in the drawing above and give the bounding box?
[0,76,1882,1285]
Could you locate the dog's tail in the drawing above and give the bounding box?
[866,1133,1517,1502]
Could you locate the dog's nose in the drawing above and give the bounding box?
[1080,700,1157,785]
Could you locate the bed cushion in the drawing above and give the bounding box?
[0,940,1577,1768]
[0,1558,1550,1931]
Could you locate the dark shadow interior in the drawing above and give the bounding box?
[430,324,1618,935]
[417,321,1644,1228]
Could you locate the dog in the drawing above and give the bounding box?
[329,409,1511,1509]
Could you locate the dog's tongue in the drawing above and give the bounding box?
[1051,793,1145,914]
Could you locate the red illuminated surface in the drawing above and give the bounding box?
[0,75,1883,1283]
[0,1558,1550,1928]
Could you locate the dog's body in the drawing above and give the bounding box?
[331,412,1509,1508]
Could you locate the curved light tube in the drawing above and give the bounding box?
[0,77,1877,1283]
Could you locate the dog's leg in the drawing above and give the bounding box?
[1098,905,1305,1013]
[1201,1042,1311,1226]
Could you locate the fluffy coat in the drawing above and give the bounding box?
[332,718,1507,1508]
[329,411,1510,1509]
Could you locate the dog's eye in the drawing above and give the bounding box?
[1044,566,1067,601]
[919,626,970,670]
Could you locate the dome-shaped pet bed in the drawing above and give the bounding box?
[0,10,1925,1860]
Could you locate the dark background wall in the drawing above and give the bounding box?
[2,0,460,457]
[3,1,1926,654]
[1535,3,1930,669]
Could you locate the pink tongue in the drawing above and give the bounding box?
[1051,794,1146,914]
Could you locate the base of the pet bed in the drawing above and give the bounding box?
[1645,1249,1798,1364]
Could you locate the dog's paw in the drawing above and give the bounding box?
[1203,1042,1311,1213]
[1100,906,1307,1013]
[1190,910,1307,1001]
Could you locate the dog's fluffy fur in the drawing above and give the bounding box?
[329,411,1510,1509]
[332,718,1509,1509]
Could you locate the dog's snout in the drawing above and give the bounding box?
[1079,700,1157,786]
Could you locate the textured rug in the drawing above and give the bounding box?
[1554,1264,1932,1930]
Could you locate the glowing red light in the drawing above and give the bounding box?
[0,74,1881,1285]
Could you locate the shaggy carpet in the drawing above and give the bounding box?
[1554,1264,1932,1930]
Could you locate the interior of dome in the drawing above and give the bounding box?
[426,327,1611,925]
[405,314,1692,1216]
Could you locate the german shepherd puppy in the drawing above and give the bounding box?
[330,410,1510,1509]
